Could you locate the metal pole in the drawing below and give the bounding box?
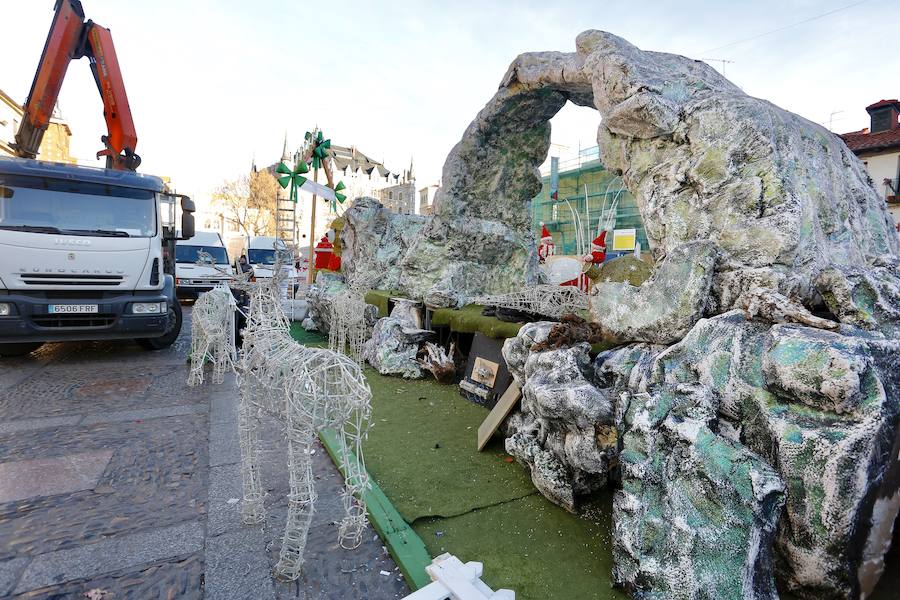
[307,166,319,284]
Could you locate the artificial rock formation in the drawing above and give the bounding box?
[592,311,900,600]
[502,322,617,511]
[577,31,899,336]
[363,300,434,379]
[342,197,428,292]
[613,393,785,600]
[393,28,899,334]
[431,29,900,600]
[325,28,900,600]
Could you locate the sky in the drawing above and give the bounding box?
[2,0,898,209]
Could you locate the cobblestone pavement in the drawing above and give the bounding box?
[0,306,409,599]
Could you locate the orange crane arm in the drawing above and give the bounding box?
[14,0,140,171]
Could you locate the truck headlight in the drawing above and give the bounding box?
[0,303,10,316]
[131,302,166,314]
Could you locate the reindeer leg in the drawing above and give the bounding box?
[275,419,316,581]
[338,416,369,549]
[187,335,208,387]
[238,381,265,525]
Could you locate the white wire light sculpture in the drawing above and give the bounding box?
[186,252,372,581]
[234,256,373,581]
[187,284,237,386]
[474,285,590,319]
[328,288,369,363]
[327,270,377,363]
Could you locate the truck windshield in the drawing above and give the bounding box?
[0,174,156,237]
[248,249,277,265]
[176,245,229,264]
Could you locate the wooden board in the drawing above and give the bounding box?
[476,380,522,452]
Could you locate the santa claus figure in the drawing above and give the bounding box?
[313,235,333,270]
[537,222,555,263]
[582,231,608,267]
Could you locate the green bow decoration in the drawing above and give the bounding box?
[275,159,309,203]
[331,180,346,204]
[310,130,331,169]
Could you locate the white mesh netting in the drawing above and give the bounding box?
[474,285,590,318]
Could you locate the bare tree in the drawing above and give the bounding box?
[212,171,279,239]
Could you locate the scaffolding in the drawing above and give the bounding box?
[532,146,649,256]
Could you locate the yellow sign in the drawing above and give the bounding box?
[612,228,637,251]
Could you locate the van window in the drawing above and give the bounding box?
[248,249,277,265]
[176,245,229,264]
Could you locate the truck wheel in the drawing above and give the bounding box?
[136,300,183,350]
[0,342,44,357]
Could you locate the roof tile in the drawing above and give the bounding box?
[840,127,900,153]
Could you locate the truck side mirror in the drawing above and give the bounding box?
[181,212,195,240]
[179,195,195,240]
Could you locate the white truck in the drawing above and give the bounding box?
[175,230,234,300]
[0,157,195,356]
[246,236,300,280]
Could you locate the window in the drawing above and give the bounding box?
[0,174,156,237]
[176,245,229,264]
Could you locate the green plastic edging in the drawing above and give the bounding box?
[318,428,432,590]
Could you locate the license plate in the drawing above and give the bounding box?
[48,304,98,314]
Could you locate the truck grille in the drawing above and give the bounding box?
[19,274,124,286]
[31,313,117,329]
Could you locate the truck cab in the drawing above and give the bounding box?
[175,230,234,299]
[0,157,194,356]
[246,236,299,280]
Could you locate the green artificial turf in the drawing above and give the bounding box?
[416,492,628,600]
[430,304,524,339]
[363,369,536,521]
[364,289,408,318]
[289,322,329,347]
[361,367,627,599]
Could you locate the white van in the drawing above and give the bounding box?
[175,231,234,299]
[246,236,300,280]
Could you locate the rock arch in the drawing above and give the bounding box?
[397,52,598,307]
[400,31,899,342]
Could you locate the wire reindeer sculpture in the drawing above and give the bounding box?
[187,252,372,581]
[187,251,238,386]
[186,284,237,386]
[327,269,377,364]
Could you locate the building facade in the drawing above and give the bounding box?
[1,88,76,164]
[418,184,440,216]
[840,99,900,230]
[379,164,417,215]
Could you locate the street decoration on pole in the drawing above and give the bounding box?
[292,127,347,283]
